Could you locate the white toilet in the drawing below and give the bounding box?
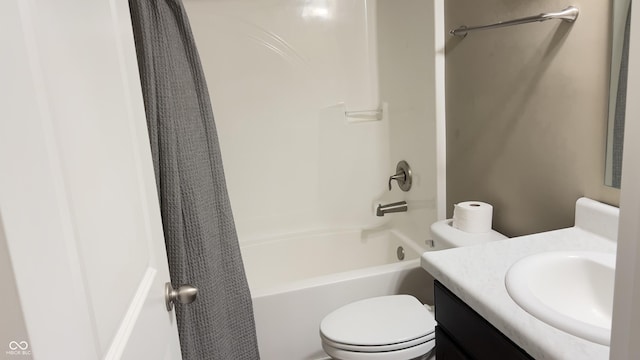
[319,219,507,360]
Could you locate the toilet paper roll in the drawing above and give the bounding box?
[452,201,493,233]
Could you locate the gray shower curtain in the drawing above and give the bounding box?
[128,1,260,359]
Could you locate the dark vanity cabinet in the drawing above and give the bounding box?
[434,281,533,359]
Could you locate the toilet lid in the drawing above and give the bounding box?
[320,295,436,347]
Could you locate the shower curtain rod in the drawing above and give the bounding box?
[449,6,579,37]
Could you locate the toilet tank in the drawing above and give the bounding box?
[429,219,507,250]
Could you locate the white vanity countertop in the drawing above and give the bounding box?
[421,226,616,360]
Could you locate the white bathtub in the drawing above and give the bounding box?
[241,229,435,360]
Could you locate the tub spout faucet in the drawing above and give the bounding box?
[376,201,408,216]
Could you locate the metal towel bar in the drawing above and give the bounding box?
[449,6,579,37]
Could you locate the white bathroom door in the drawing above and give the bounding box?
[0,0,183,359]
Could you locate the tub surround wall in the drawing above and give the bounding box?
[445,0,620,237]
[185,0,386,242]
[184,0,439,244]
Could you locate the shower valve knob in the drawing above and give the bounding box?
[165,282,198,311]
[388,172,406,191]
[388,160,412,192]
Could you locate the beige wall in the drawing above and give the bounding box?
[446,0,620,236]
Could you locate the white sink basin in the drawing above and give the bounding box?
[505,251,615,345]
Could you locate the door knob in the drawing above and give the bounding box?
[165,282,198,311]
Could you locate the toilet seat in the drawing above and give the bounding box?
[320,295,436,359]
[322,338,435,360]
[321,331,434,352]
